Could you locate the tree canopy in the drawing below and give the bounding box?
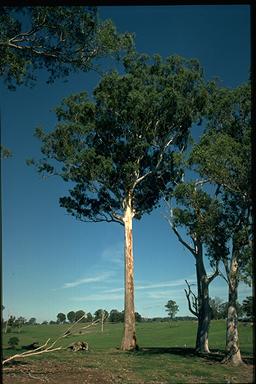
[165,300,179,320]
[190,82,252,285]
[0,6,133,89]
[30,53,209,225]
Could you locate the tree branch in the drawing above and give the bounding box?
[169,220,196,256]
[2,314,86,365]
[207,262,220,284]
[184,280,198,317]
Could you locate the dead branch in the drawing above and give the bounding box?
[184,279,198,318]
[2,314,86,365]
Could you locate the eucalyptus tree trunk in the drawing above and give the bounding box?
[121,198,137,351]
[195,240,211,354]
[223,253,243,365]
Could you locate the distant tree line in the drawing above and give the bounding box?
[2,296,253,333]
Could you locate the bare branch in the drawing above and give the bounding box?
[184,280,198,317]
[208,262,220,284]
[194,179,210,187]
[2,314,86,365]
[170,221,196,256]
[131,170,152,192]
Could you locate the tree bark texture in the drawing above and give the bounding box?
[223,254,243,365]
[121,201,137,351]
[195,240,211,353]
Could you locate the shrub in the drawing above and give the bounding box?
[8,336,20,349]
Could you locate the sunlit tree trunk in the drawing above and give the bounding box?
[121,198,137,351]
[223,253,243,365]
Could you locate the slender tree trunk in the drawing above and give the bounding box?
[195,241,211,353]
[121,199,137,351]
[196,291,211,353]
[223,254,243,365]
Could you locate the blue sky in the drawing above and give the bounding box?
[1,5,252,322]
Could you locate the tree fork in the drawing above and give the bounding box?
[121,200,138,351]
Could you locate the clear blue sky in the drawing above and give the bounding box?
[1,5,251,322]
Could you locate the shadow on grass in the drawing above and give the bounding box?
[135,347,254,365]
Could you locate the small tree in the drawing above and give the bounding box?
[75,310,86,322]
[209,297,224,320]
[8,336,19,349]
[86,312,93,323]
[28,317,37,325]
[67,311,76,323]
[57,312,66,324]
[135,312,142,322]
[109,309,123,323]
[165,300,179,324]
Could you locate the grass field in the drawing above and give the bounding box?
[2,320,254,383]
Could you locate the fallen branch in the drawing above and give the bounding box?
[2,314,86,365]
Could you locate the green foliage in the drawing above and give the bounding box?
[0,145,12,158]
[94,309,108,320]
[189,81,252,282]
[57,312,66,324]
[8,336,20,348]
[165,300,179,320]
[74,310,85,322]
[209,297,243,320]
[31,53,209,225]
[0,6,133,89]
[86,312,93,322]
[108,309,124,323]
[28,317,37,325]
[172,182,225,248]
[241,296,253,320]
[67,311,76,323]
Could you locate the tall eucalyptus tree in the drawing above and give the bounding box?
[29,53,209,350]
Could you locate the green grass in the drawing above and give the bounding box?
[2,320,254,383]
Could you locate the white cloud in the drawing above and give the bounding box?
[146,289,187,299]
[62,272,112,289]
[104,276,196,294]
[71,293,123,302]
[101,242,123,266]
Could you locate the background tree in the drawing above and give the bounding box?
[30,52,209,351]
[190,82,252,365]
[13,316,26,332]
[165,300,179,324]
[135,312,142,322]
[57,312,66,324]
[74,310,86,322]
[0,6,133,90]
[109,309,124,323]
[28,317,37,325]
[67,311,76,323]
[94,309,108,320]
[86,312,93,323]
[241,296,253,321]
[8,336,19,349]
[168,181,221,353]
[209,297,225,320]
